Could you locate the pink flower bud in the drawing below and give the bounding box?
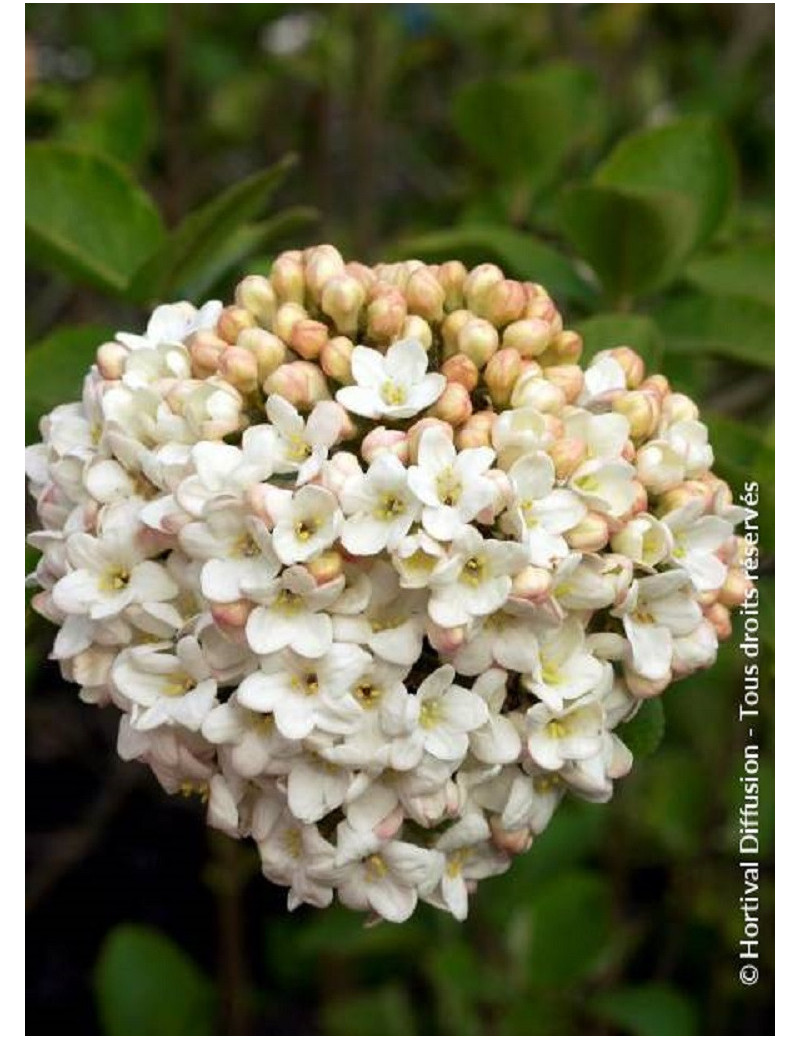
[407,418,453,462]
[426,622,467,655]
[304,244,345,301]
[187,330,227,376]
[510,371,566,413]
[405,267,446,321]
[463,263,504,314]
[270,252,305,303]
[441,309,473,358]
[373,804,405,841]
[565,512,609,552]
[320,335,355,384]
[456,318,499,368]
[216,305,256,345]
[613,390,661,440]
[717,568,751,608]
[345,261,377,293]
[319,450,362,496]
[455,410,495,450]
[427,381,473,426]
[218,346,259,393]
[501,317,552,358]
[705,602,732,640]
[510,565,552,603]
[305,550,344,586]
[263,360,330,410]
[398,315,433,351]
[543,364,584,404]
[210,599,253,634]
[436,260,467,312]
[290,318,329,360]
[482,279,526,327]
[489,818,532,856]
[640,373,670,400]
[273,302,307,344]
[366,290,407,343]
[361,426,410,465]
[96,341,129,380]
[320,273,365,335]
[624,668,671,699]
[441,353,479,392]
[484,348,522,408]
[538,329,583,367]
[236,328,286,380]
[606,347,645,389]
[235,274,277,326]
[549,437,587,480]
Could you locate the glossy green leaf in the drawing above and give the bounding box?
[453,63,605,188]
[558,184,695,299]
[655,291,774,368]
[577,313,664,370]
[26,324,112,443]
[321,984,417,1036]
[596,116,737,252]
[391,224,595,303]
[592,983,699,1035]
[59,74,157,168]
[617,698,666,759]
[129,154,297,302]
[527,870,613,986]
[94,924,218,1036]
[686,243,774,306]
[26,143,164,293]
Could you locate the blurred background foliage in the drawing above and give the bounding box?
[26,4,774,1035]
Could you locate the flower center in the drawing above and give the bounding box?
[574,474,600,493]
[99,567,130,592]
[436,467,462,507]
[274,588,302,614]
[632,607,655,624]
[374,493,406,521]
[540,660,561,686]
[294,518,318,542]
[233,533,260,557]
[354,682,383,708]
[287,435,311,462]
[179,781,209,802]
[546,719,568,739]
[283,827,303,858]
[446,849,468,878]
[460,555,487,587]
[380,380,407,406]
[419,699,442,729]
[162,672,195,697]
[364,854,388,880]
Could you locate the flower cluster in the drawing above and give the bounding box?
[26,246,750,923]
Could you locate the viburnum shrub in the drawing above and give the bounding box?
[26,245,750,923]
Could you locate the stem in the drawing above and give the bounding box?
[208,831,253,1035]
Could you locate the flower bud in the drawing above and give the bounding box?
[455,410,495,450]
[305,549,344,586]
[361,426,409,465]
[510,371,565,413]
[705,602,732,640]
[405,267,446,321]
[476,469,514,524]
[605,347,645,389]
[717,568,751,608]
[345,261,376,293]
[273,302,307,344]
[613,390,661,440]
[456,318,499,368]
[304,244,345,301]
[216,305,256,345]
[436,260,467,312]
[501,318,551,358]
[407,418,453,462]
[482,279,526,327]
[210,599,253,632]
[236,328,286,380]
[96,341,129,380]
[270,252,305,303]
[320,336,354,384]
[485,348,522,408]
[657,480,711,515]
[441,309,472,357]
[320,273,365,335]
[549,437,587,480]
[427,382,472,426]
[218,346,259,393]
[235,274,277,326]
[538,329,583,367]
[366,290,407,343]
[263,360,330,410]
[289,318,329,361]
[510,565,552,603]
[565,512,609,552]
[463,263,504,314]
[640,373,670,400]
[544,364,584,404]
[441,353,479,392]
[489,819,532,856]
[373,803,405,841]
[624,669,671,699]
[187,330,227,376]
[426,622,466,655]
[663,392,699,425]
[627,480,649,518]
[319,450,362,497]
[399,315,433,351]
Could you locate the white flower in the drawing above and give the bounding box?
[271,484,343,564]
[611,513,673,569]
[662,501,732,591]
[428,814,509,920]
[407,427,496,540]
[524,619,609,713]
[116,300,222,352]
[563,410,630,460]
[526,698,605,771]
[245,565,344,658]
[468,669,523,765]
[408,665,489,762]
[202,695,299,778]
[341,453,421,555]
[333,563,426,666]
[336,338,445,420]
[503,451,586,566]
[180,508,280,604]
[491,407,552,469]
[285,749,351,824]
[664,420,713,477]
[569,458,637,517]
[257,807,340,910]
[265,395,343,484]
[451,600,540,676]
[390,530,447,589]
[578,355,626,408]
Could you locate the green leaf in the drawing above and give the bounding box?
[595,116,737,253]
[592,983,699,1035]
[577,313,664,371]
[94,924,218,1035]
[321,985,417,1036]
[26,324,112,443]
[453,62,605,189]
[26,143,164,293]
[129,154,297,302]
[558,184,695,300]
[616,698,666,759]
[59,74,157,169]
[391,224,595,304]
[655,291,774,368]
[685,243,774,306]
[527,870,614,986]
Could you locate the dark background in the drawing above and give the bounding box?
[26,4,774,1035]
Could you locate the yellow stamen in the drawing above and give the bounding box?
[380,380,407,406]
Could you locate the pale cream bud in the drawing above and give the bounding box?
[441,309,473,357]
[218,346,259,393]
[489,818,532,856]
[426,622,466,655]
[345,261,376,293]
[361,426,410,465]
[485,348,522,408]
[96,341,128,380]
[270,252,305,303]
[510,565,552,604]
[235,274,277,326]
[455,410,495,450]
[510,371,566,413]
[717,568,751,608]
[216,305,256,345]
[305,550,344,587]
[290,318,329,361]
[606,347,645,389]
[304,244,345,301]
[624,669,671,699]
[663,392,699,425]
[544,364,584,404]
[436,260,467,312]
[657,480,712,515]
[407,418,453,462]
[565,512,609,552]
[640,373,670,400]
[187,330,227,376]
[236,328,286,380]
[405,267,446,322]
[319,450,362,497]
[613,390,661,440]
[320,336,354,384]
[456,318,499,368]
[482,279,526,327]
[464,263,504,314]
[475,469,514,524]
[320,273,365,335]
[549,437,587,480]
[263,360,330,410]
[441,353,479,392]
[211,599,253,632]
[543,414,565,440]
[399,315,433,351]
[273,301,307,343]
[501,317,552,358]
[705,602,732,640]
[366,290,407,343]
[538,329,583,367]
[428,382,473,426]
